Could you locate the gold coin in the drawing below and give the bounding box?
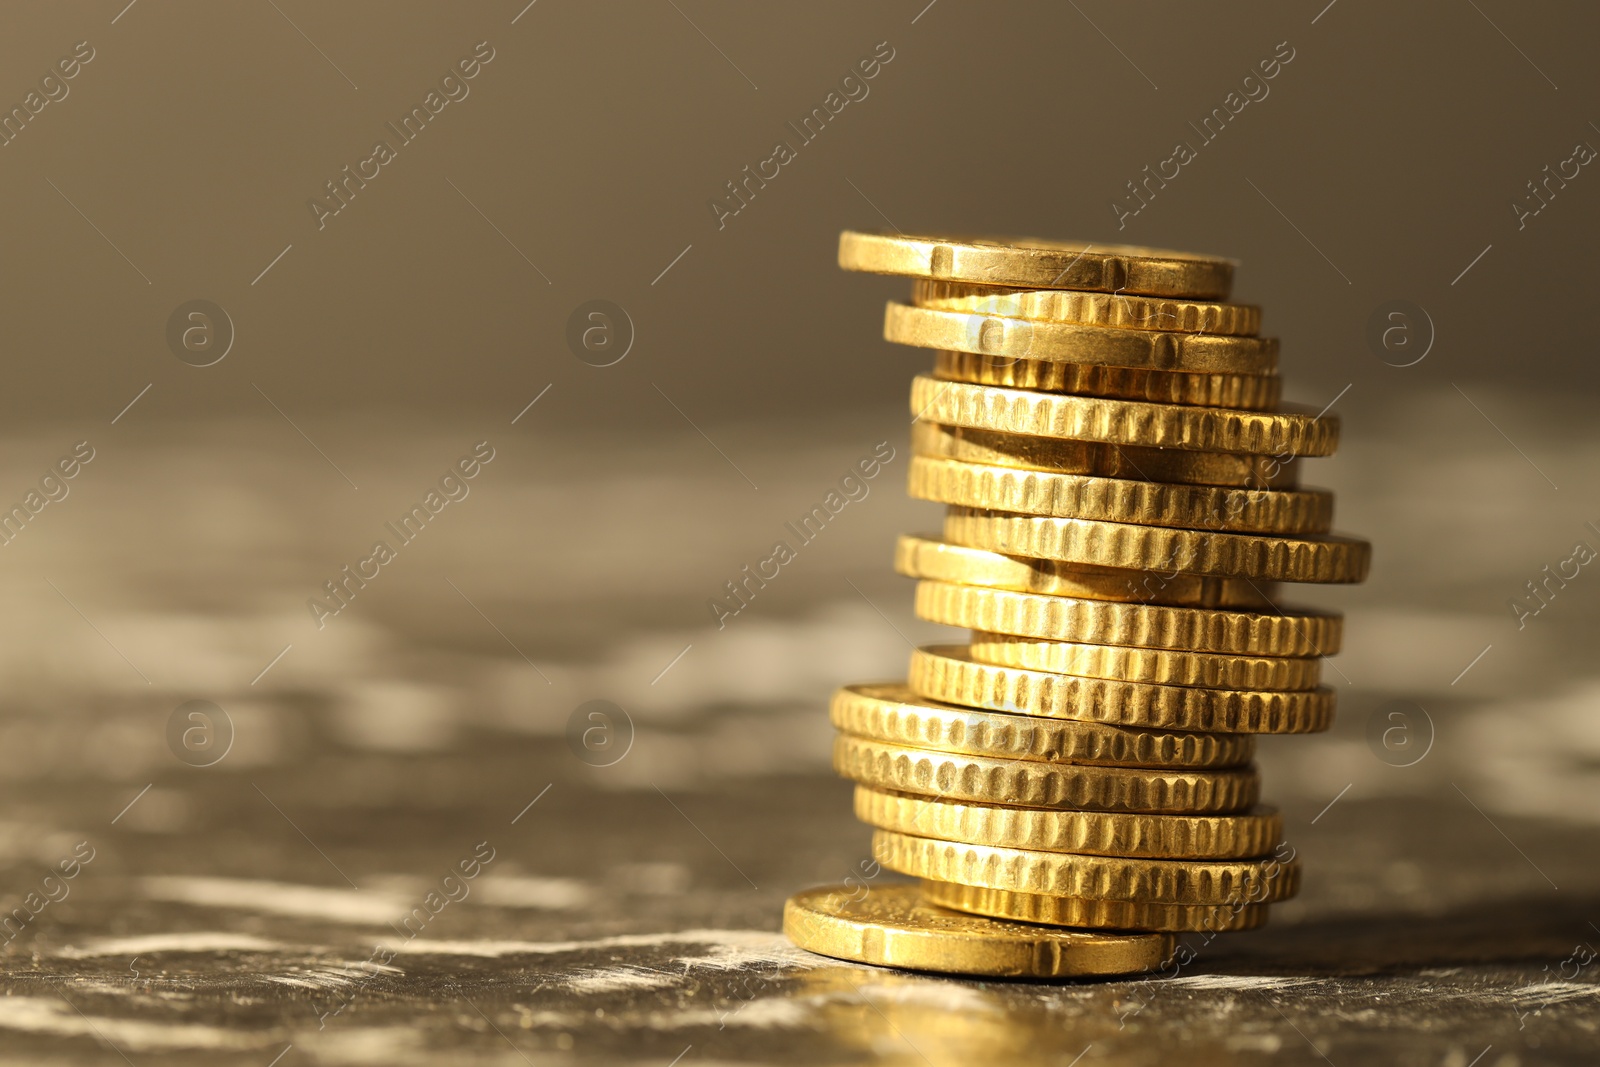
[895,535,1276,609]
[908,456,1333,535]
[833,735,1258,814]
[873,830,1300,906]
[783,883,1174,978]
[855,787,1283,860]
[885,304,1279,375]
[831,683,1256,768]
[914,420,1298,490]
[909,646,1336,734]
[910,375,1339,457]
[921,880,1270,934]
[837,231,1234,299]
[933,350,1283,411]
[913,279,1262,336]
[967,632,1322,691]
[944,506,1371,584]
[913,580,1342,656]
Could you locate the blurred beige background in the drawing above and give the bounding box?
[0,1,1596,423]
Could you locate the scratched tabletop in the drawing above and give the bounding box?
[0,386,1597,1066]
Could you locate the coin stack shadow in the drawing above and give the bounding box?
[787,233,1371,974]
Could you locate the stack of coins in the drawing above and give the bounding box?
[783,233,1370,979]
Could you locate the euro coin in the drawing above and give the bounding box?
[886,303,1279,375]
[913,580,1343,656]
[920,880,1271,933]
[838,231,1234,298]
[873,830,1301,906]
[908,646,1336,734]
[834,735,1259,814]
[913,420,1298,489]
[943,507,1371,584]
[932,350,1283,411]
[783,883,1175,977]
[911,376,1338,456]
[912,279,1262,335]
[966,632,1322,691]
[854,787,1283,860]
[831,683,1256,768]
[895,535,1276,609]
[907,455,1333,534]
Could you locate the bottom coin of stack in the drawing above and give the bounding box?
[783,231,1369,978]
[783,883,1174,980]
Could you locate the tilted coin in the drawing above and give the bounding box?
[913,580,1343,656]
[886,304,1279,375]
[854,787,1283,860]
[913,279,1262,336]
[966,632,1322,691]
[943,506,1371,584]
[838,231,1234,298]
[783,883,1175,978]
[831,683,1256,768]
[834,735,1259,814]
[920,880,1270,934]
[910,376,1338,456]
[913,419,1298,489]
[909,646,1336,734]
[895,535,1277,609]
[873,830,1301,905]
[932,350,1283,411]
[908,456,1333,535]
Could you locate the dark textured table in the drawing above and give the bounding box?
[1,390,1597,1065]
[6,770,1599,1065]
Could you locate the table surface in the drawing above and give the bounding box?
[1,390,1597,1065]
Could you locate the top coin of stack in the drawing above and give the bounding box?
[781,233,1369,979]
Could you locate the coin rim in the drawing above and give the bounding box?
[920,878,1272,933]
[832,682,1257,767]
[838,230,1235,298]
[834,734,1261,814]
[908,455,1334,535]
[909,645,1337,734]
[873,829,1301,905]
[913,579,1344,656]
[911,375,1341,458]
[853,786,1285,860]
